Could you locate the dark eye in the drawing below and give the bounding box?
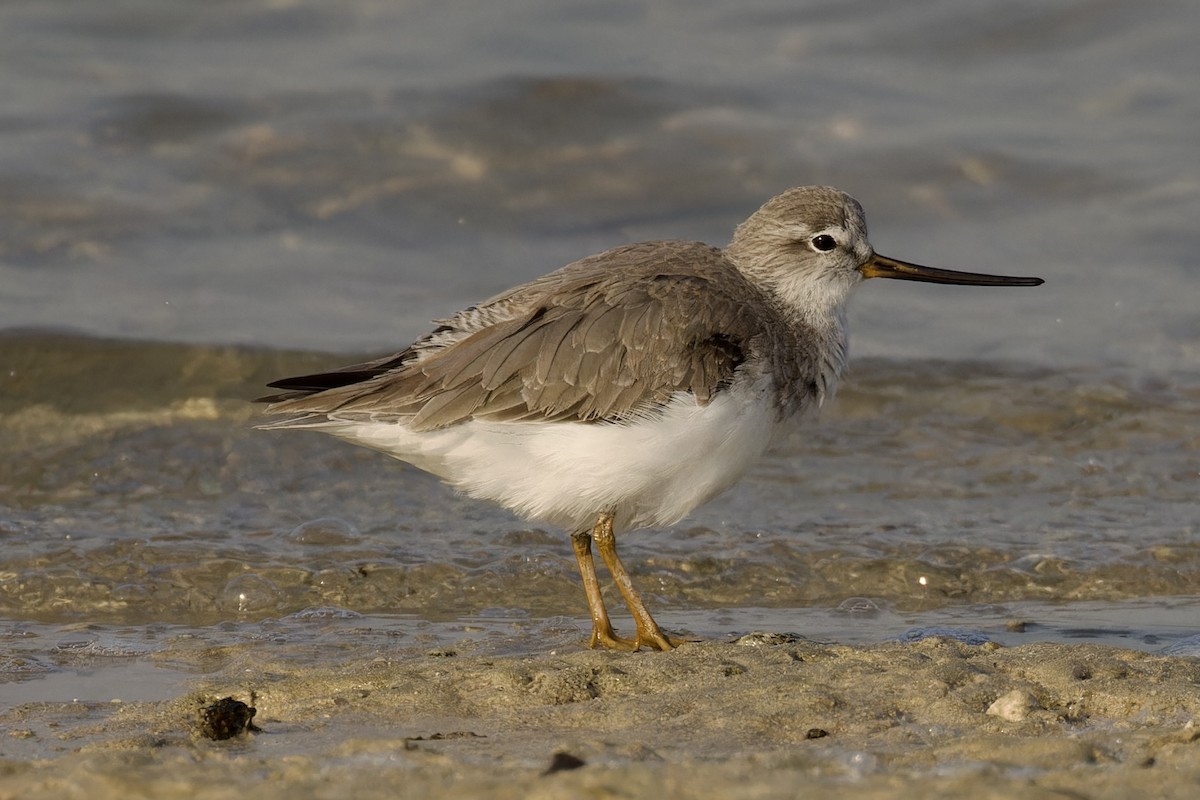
[811,234,837,252]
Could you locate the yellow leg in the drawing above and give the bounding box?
[570,525,637,651]
[591,512,680,652]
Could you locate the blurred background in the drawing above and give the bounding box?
[1,0,1196,370]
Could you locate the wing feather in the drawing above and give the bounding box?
[261,242,783,430]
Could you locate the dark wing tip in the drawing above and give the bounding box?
[255,369,384,404]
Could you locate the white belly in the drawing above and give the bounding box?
[317,375,789,533]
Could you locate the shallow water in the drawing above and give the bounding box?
[4,597,1199,711]
[1,1,1198,370]
[2,334,1197,678]
[0,0,1198,792]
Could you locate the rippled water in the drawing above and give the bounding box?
[1,0,1198,717]
[2,335,1197,644]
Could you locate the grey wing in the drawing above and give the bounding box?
[262,242,774,430]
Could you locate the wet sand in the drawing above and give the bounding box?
[3,635,1200,798]
[3,333,1199,796]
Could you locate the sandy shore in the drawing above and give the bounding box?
[3,634,1199,798]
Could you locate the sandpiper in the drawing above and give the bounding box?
[258,186,1043,651]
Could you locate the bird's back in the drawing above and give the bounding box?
[259,240,833,430]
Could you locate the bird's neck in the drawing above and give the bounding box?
[758,283,850,419]
[741,260,852,355]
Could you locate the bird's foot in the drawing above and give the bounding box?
[588,627,642,651]
[637,628,702,651]
[588,623,696,652]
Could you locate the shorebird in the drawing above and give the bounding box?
[257,186,1043,651]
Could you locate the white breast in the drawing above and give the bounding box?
[318,372,792,533]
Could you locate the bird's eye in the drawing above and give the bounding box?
[811,234,837,252]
